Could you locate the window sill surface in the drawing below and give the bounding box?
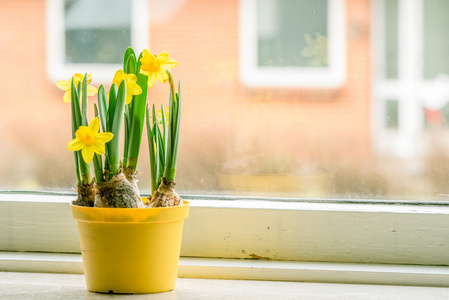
[1,252,449,288]
[2,271,449,300]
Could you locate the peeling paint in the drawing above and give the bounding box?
[249,253,270,260]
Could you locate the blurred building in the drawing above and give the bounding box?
[2,0,449,197]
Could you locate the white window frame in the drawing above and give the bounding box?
[239,0,346,88]
[372,0,449,159]
[1,192,449,286]
[46,0,149,83]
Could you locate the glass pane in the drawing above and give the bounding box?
[386,99,399,128]
[64,0,131,64]
[423,0,449,79]
[257,0,328,68]
[4,0,449,203]
[385,0,398,79]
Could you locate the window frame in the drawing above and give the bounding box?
[1,192,449,266]
[239,0,346,88]
[373,0,449,158]
[46,0,149,83]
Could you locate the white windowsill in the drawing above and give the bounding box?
[2,192,449,288]
[1,252,449,288]
[3,271,449,300]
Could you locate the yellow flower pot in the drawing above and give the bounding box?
[71,201,189,294]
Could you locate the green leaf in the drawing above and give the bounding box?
[125,54,137,75]
[94,103,99,119]
[125,51,148,170]
[172,81,182,167]
[93,154,103,183]
[97,85,108,133]
[146,104,158,194]
[71,77,92,184]
[92,103,104,182]
[123,47,136,74]
[70,79,83,185]
[155,120,165,169]
[108,81,127,175]
[161,104,167,144]
[123,105,130,165]
[163,74,180,181]
[70,79,81,136]
[108,84,118,132]
[81,74,88,126]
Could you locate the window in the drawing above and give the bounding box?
[239,0,346,87]
[374,0,449,158]
[46,0,149,82]
[3,0,449,200]
[2,0,449,286]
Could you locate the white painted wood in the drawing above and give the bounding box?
[374,0,449,157]
[1,193,449,265]
[4,272,449,299]
[397,0,423,159]
[1,252,449,287]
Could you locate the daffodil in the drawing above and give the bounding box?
[139,50,178,88]
[67,117,114,164]
[112,70,142,104]
[56,73,98,103]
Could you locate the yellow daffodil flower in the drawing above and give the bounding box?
[56,73,98,103]
[112,70,142,104]
[67,117,113,164]
[139,49,178,88]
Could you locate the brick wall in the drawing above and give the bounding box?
[0,0,372,191]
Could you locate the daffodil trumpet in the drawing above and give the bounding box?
[146,71,183,207]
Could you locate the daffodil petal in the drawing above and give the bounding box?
[128,84,142,95]
[125,93,133,104]
[92,142,106,155]
[87,85,98,96]
[63,90,71,103]
[143,49,154,58]
[156,52,178,68]
[96,132,114,143]
[157,52,169,59]
[147,73,157,89]
[113,70,125,85]
[67,138,84,151]
[81,146,95,164]
[85,74,92,84]
[127,74,137,83]
[159,58,179,69]
[156,69,169,84]
[89,117,100,133]
[140,69,150,76]
[56,80,71,91]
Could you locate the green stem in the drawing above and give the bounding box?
[79,161,92,185]
[73,152,81,185]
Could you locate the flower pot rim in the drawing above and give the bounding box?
[71,201,189,223]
